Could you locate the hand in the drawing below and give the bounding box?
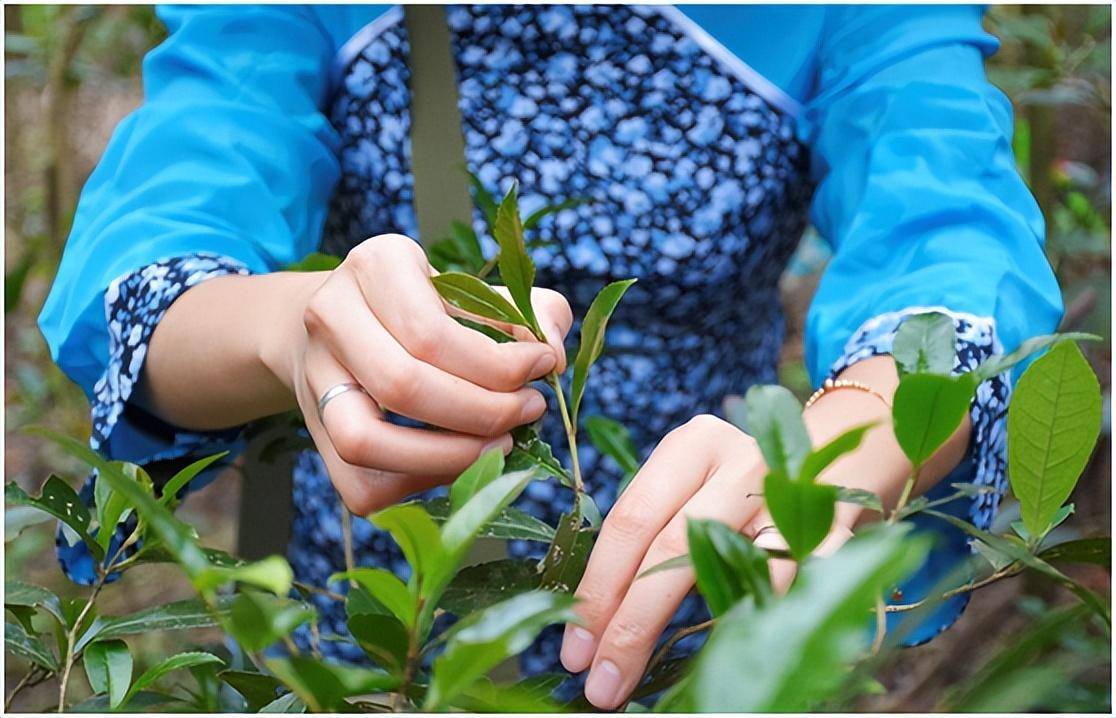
[272,234,572,515]
[559,358,968,709]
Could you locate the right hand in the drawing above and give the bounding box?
[271,234,572,515]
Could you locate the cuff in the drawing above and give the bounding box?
[58,252,253,585]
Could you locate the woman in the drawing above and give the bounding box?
[41,4,1062,709]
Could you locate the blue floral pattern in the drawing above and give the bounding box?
[62,2,1008,689]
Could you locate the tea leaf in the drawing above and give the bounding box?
[892,373,976,467]
[637,554,691,579]
[835,487,883,512]
[219,670,285,712]
[540,511,594,593]
[258,690,305,713]
[744,385,810,478]
[569,279,638,424]
[425,591,578,710]
[972,332,1101,383]
[764,470,837,560]
[454,317,516,343]
[285,252,342,272]
[493,183,542,336]
[5,579,65,626]
[224,592,314,653]
[329,568,414,627]
[424,496,555,543]
[441,469,539,557]
[265,657,397,713]
[4,620,58,671]
[86,596,234,650]
[432,272,529,327]
[370,503,446,587]
[450,448,505,512]
[892,312,956,377]
[1037,538,1110,567]
[6,476,103,561]
[160,452,228,508]
[507,426,571,487]
[1007,341,1101,537]
[466,169,499,227]
[584,415,640,477]
[84,639,133,709]
[662,524,929,712]
[196,554,293,597]
[523,197,591,231]
[799,423,876,484]
[124,652,223,705]
[439,558,542,615]
[454,675,564,712]
[687,519,772,615]
[347,613,409,673]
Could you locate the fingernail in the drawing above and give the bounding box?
[585,659,624,709]
[481,435,513,456]
[560,625,597,672]
[529,350,557,378]
[519,391,547,423]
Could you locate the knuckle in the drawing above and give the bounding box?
[302,292,331,334]
[331,425,370,466]
[605,494,654,541]
[606,617,652,653]
[652,524,689,558]
[686,413,728,434]
[377,367,420,411]
[405,326,442,364]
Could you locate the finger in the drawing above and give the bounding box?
[303,343,514,478]
[490,286,574,373]
[746,511,857,595]
[306,280,547,436]
[581,465,765,710]
[347,235,559,390]
[559,425,717,676]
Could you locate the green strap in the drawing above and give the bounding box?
[403,4,475,249]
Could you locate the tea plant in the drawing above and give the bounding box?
[5,184,1111,712]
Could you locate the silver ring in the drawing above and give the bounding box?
[317,382,368,423]
[753,525,780,539]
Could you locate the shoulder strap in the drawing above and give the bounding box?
[402,5,475,249]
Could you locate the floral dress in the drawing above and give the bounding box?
[42,3,1062,685]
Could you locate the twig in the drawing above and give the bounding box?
[870,594,887,655]
[547,373,582,492]
[643,619,714,684]
[6,667,43,711]
[340,503,357,587]
[477,255,499,279]
[392,596,425,712]
[292,580,346,603]
[890,467,921,523]
[885,565,1022,613]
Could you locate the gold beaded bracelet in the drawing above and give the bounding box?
[804,378,892,410]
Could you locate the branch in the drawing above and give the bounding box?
[885,565,1022,613]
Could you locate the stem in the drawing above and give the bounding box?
[6,667,43,712]
[477,255,499,279]
[292,580,346,603]
[870,594,887,655]
[340,503,357,587]
[393,596,425,712]
[643,619,714,685]
[889,466,921,523]
[885,565,1022,613]
[547,373,582,492]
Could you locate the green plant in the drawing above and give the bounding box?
[5,191,1110,713]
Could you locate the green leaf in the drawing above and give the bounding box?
[569,278,637,424]
[1007,341,1102,537]
[466,169,499,227]
[265,657,397,713]
[891,312,956,376]
[284,252,342,272]
[370,503,446,585]
[744,384,811,477]
[1012,503,1074,543]
[425,591,578,710]
[5,580,65,626]
[27,429,213,578]
[224,592,314,653]
[578,492,603,530]
[160,452,228,508]
[68,691,188,713]
[258,691,305,713]
[88,597,233,649]
[329,568,414,627]
[493,183,542,336]
[583,415,640,477]
[507,425,571,487]
[663,524,930,712]
[972,332,1101,383]
[454,317,516,343]
[440,469,539,558]
[763,470,837,560]
[687,519,772,615]
[431,272,529,327]
[5,505,53,541]
[454,675,564,712]
[540,511,594,593]
[4,620,59,671]
[124,652,223,705]
[799,423,876,484]
[636,554,691,579]
[219,670,284,713]
[439,558,542,615]
[93,473,132,554]
[523,197,591,230]
[424,497,554,543]
[835,487,883,512]
[196,554,293,596]
[347,613,409,674]
[84,639,133,709]
[1037,538,1110,567]
[429,220,486,273]
[449,448,506,512]
[6,476,103,561]
[891,373,976,467]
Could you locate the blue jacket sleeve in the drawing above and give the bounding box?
[38,4,340,399]
[800,4,1063,384]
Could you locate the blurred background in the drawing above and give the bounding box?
[4,4,1111,711]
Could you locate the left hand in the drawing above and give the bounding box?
[560,414,857,709]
